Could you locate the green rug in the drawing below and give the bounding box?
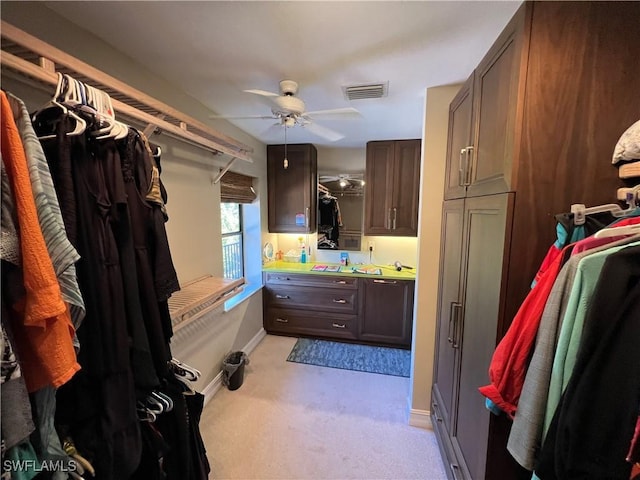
[286,338,410,377]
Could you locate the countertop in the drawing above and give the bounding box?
[262,261,416,281]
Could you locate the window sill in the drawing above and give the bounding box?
[224,274,263,312]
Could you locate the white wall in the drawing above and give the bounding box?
[410,84,461,416]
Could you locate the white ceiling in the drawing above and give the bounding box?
[44,1,522,149]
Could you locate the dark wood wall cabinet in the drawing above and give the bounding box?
[263,272,413,349]
[431,2,640,480]
[364,139,421,236]
[267,143,317,233]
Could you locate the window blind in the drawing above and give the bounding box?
[220,171,256,204]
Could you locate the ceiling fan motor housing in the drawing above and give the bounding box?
[272,95,305,117]
[279,79,299,96]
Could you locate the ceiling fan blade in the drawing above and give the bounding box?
[243,89,280,97]
[209,114,276,120]
[303,107,360,117]
[302,122,344,142]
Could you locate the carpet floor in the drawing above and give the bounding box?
[201,334,447,479]
[287,338,411,377]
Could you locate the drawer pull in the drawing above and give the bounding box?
[275,294,290,299]
[332,299,347,304]
[274,276,290,281]
[332,323,346,329]
[333,280,347,285]
[373,279,397,284]
[275,318,289,323]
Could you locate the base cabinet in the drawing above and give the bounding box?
[359,278,413,347]
[263,273,414,348]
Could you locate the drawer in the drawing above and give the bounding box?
[265,308,358,340]
[264,285,357,314]
[264,272,358,289]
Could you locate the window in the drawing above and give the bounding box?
[221,202,243,279]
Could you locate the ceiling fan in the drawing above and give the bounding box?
[319,173,365,188]
[210,80,359,142]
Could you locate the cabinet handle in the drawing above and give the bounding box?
[305,207,310,229]
[452,303,462,349]
[332,299,347,304]
[432,410,443,423]
[274,276,290,281]
[332,323,346,329]
[458,148,467,187]
[447,302,456,344]
[431,402,443,423]
[275,318,289,323]
[333,280,347,285]
[464,145,474,186]
[387,208,392,229]
[392,207,397,230]
[450,463,462,480]
[373,279,397,284]
[275,294,290,299]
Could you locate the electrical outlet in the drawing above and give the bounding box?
[367,241,375,252]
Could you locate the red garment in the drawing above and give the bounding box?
[479,218,640,418]
[478,247,567,418]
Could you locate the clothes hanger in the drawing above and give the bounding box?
[570,185,639,226]
[593,224,640,239]
[170,358,201,381]
[32,73,87,139]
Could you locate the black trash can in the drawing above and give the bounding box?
[222,351,249,391]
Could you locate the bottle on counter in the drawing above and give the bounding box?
[300,243,307,263]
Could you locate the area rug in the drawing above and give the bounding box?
[286,338,410,377]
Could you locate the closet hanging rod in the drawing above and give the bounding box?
[0,21,253,162]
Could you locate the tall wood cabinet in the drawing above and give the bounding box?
[364,139,421,236]
[267,143,317,233]
[431,2,640,479]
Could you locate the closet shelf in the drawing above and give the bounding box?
[168,275,245,332]
[0,21,253,162]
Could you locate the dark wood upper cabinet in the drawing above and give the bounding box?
[267,143,317,233]
[444,76,474,200]
[364,139,421,236]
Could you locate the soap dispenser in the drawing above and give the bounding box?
[300,243,307,263]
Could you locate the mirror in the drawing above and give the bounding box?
[318,174,364,251]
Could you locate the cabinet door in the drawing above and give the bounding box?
[453,193,513,480]
[359,278,414,348]
[267,144,317,233]
[431,199,465,436]
[391,139,421,236]
[363,141,394,235]
[444,76,474,200]
[467,9,525,198]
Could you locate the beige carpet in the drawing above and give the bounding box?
[200,334,447,479]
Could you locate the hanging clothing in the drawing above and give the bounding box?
[535,245,640,479]
[40,112,141,480]
[508,234,640,470]
[480,217,640,419]
[0,91,79,393]
[318,196,341,243]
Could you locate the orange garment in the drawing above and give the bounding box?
[0,91,80,391]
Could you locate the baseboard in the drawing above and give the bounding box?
[243,327,267,355]
[409,408,433,430]
[202,327,267,406]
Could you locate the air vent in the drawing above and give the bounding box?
[342,82,388,101]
